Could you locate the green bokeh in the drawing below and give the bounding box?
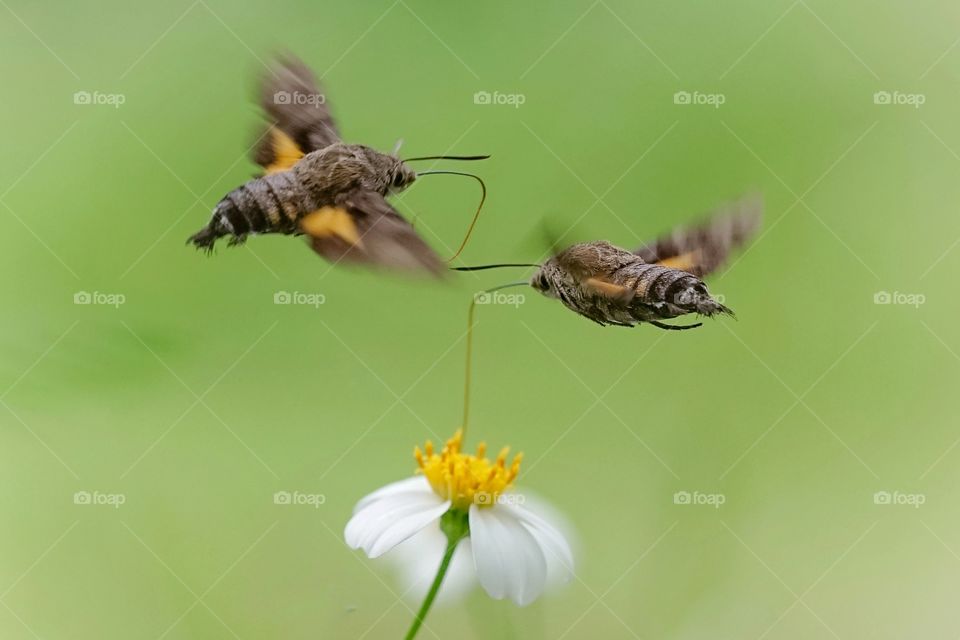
[2,1,959,638]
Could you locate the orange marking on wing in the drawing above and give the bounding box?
[264,127,305,175]
[657,250,702,274]
[301,206,363,247]
[585,277,634,301]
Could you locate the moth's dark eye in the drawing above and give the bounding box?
[393,173,405,186]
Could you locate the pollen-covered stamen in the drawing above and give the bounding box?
[414,429,522,509]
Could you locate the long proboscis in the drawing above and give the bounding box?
[452,263,541,272]
[415,170,487,263]
[461,281,529,437]
[403,154,491,162]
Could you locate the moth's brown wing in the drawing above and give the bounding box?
[634,195,762,277]
[253,55,340,174]
[300,190,445,277]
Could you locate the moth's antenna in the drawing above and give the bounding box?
[403,154,491,162]
[452,263,540,272]
[416,170,487,263]
[461,281,529,438]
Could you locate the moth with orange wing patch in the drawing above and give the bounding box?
[455,195,762,329]
[187,54,489,277]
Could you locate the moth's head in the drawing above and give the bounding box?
[351,146,416,195]
[529,263,559,299]
[387,159,417,194]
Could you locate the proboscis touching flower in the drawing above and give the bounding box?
[344,429,573,636]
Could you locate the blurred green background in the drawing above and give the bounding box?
[3,0,960,638]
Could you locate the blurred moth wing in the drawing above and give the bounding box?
[633,194,762,277]
[252,54,340,174]
[301,190,444,275]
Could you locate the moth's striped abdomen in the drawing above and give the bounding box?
[619,261,729,318]
[188,172,309,251]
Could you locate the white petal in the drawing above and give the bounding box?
[469,505,547,606]
[345,490,449,558]
[352,476,433,514]
[367,501,451,558]
[502,502,575,581]
[346,491,433,549]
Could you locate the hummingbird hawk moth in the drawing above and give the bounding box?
[457,196,762,330]
[187,55,488,276]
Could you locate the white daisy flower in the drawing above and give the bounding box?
[344,429,574,608]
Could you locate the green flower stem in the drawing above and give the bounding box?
[403,509,470,640]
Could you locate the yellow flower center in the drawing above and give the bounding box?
[414,429,522,510]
